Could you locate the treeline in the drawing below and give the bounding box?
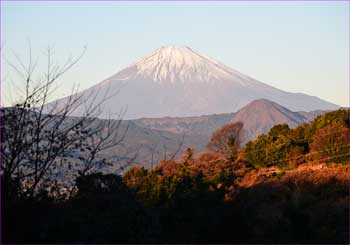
[243,109,349,168]
[3,109,350,244]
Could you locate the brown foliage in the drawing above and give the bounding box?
[191,151,234,186]
[194,151,226,163]
[310,122,350,163]
[154,151,234,187]
[123,166,147,187]
[181,147,195,161]
[155,160,183,177]
[207,121,243,161]
[286,146,305,168]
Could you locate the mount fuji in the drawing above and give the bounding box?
[52,46,339,119]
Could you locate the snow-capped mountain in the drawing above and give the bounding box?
[112,46,253,84]
[52,46,339,119]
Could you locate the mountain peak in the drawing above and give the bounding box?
[231,99,307,140]
[244,99,284,108]
[58,47,339,119]
[112,46,246,83]
[158,45,193,51]
[235,99,297,119]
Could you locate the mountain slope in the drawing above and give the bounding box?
[50,46,338,119]
[102,121,208,169]
[99,100,326,170]
[231,99,311,141]
[29,100,327,172]
[133,113,235,136]
[133,99,325,144]
[77,100,323,171]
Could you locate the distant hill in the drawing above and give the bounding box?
[60,100,325,171]
[59,120,208,171]
[5,100,326,172]
[133,113,234,136]
[230,99,326,141]
[100,121,208,169]
[133,99,326,144]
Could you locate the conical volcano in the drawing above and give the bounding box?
[52,46,339,119]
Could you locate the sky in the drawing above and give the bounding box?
[1,1,349,107]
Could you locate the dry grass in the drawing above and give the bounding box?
[236,162,350,188]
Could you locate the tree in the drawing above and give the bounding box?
[244,132,293,169]
[1,46,129,200]
[268,124,290,140]
[244,134,270,168]
[309,122,349,163]
[123,166,148,189]
[207,122,243,161]
[192,151,233,187]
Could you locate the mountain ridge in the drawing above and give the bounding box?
[230,99,315,141]
[32,99,328,171]
[134,98,326,143]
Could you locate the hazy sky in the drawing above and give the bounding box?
[1,1,349,107]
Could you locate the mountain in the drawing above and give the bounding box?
[230,99,323,141]
[133,113,235,136]
[55,99,325,173]
[17,99,326,173]
[94,121,208,170]
[50,46,338,119]
[133,99,326,144]
[297,110,328,121]
[46,99,327,173]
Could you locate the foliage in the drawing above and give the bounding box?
[243,109,350,168]
[310,109,349,131]
[207,121,243,161]
[244,133,293,169]
[285,146,305,168]
[310,122,350,163]
[268,123,290,140]
[123,150,234,206]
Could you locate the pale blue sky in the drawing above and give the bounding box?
[1,1,349,106]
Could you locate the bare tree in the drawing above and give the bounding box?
[1,46,129,200]
[207,121,244,161]
[168,133,186,161]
